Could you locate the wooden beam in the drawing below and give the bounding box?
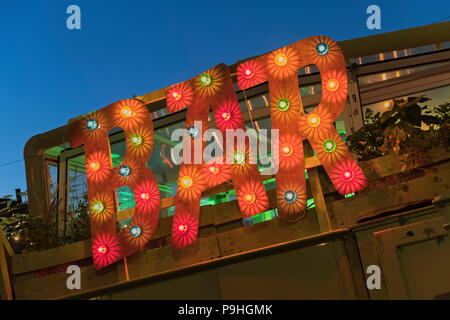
[0,235,13,300]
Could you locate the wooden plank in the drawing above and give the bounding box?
[125,235,220,281]
[329,162,450,229]
[308,167,331,232]
[12,239,92,276]
[14,262,118,300]
[1,232,14,258]
[217,208,320,256]
[0,236,13,300]
[57,153,68,238]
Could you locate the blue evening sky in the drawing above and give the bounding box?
[0,0,449,197]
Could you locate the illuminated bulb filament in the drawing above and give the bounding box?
[181,176,193,188]
[275,53,288,66]
[98,245,108,255]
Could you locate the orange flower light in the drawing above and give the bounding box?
[176,166,206,202]
[166,82,194,113]
[270,86,301,125]
[69,110,109,146]
[266,45,302,80]
[312,131,349,166]
[321,69,348,105]
[276,181,307,217]
[301,36,344,70]
[90,192,115,227]
[193,65,227,99]
[115,160,142,187]
[86,151,111,184]
[274,134,304,170]
[298,111,335,141]
[112,99,150,131]
[230,147,255,177]
[121,214,155,249]
[237,59,267,90]
[237,180,269,218]
[126,126,154,161]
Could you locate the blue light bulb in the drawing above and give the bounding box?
[283,190,297,203]
[119,165,131,177]
[316,42,328,55]
[129,225,142,237]
[86,119,99,131]
[187,126,198,138]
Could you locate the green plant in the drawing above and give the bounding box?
[23,195,91,252]
[347,97,450,172]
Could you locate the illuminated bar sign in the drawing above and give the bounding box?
[68,36,368,269]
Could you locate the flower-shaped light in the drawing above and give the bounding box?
[90,192,115,227]
[276,181,307,217]
[166,83,194,113]
[313,133,352,167]
[203,158,232,187]
[176,165,206,202]
[274,134,304,170]
[302,36,344,70]
[321,69,348,105]
[214,100,244,131]
[112,99,150,131]
[328,158,368,195]
[193,66,227,99]
[69,110,109,146]
[92,232,122,269]
[171,213,199,249]
[115,160,142,186]
[121,214,155,250]
[266,45,302,80]
[270,86,301,125]
[237,59,267,90]
[237,180,269,218]
[86,151,111,184]
[298,111,335,141]
[126,126,154,160]
[230,147,257,177]
[134,179,160,215]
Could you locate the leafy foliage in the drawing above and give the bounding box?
[23,196,91,252]
[347,97,450,172]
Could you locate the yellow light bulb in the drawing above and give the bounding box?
[275,53,288,66]
[90,161,100,171]
[326,79,339,92]
[245,193,256,204]
[181,176,193,188]
[307,114,321,127]
[121,107,133,118]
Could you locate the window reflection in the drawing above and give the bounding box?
[362,85,450,123]
[358,61,449,87]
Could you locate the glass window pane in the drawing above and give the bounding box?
[362,85,450,123]
[358,61,449,87]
